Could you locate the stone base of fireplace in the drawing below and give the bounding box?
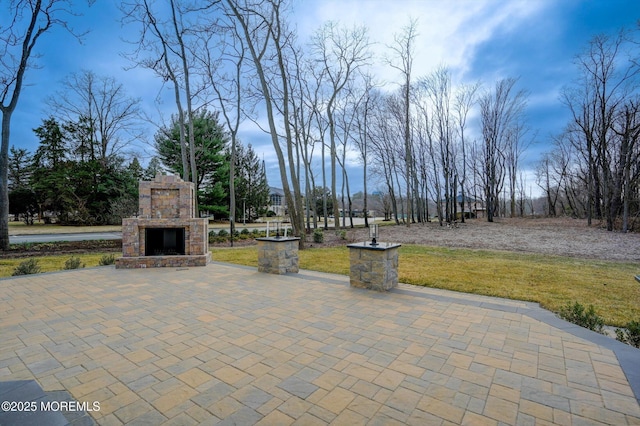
[115,252,211,269]
[115,217,209,269]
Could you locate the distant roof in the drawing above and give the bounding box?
[456,194,481,203]
[269,187,284,196]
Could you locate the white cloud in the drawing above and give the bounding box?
[294,0,551,85]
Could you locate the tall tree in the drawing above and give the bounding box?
[234,143,270,223]
[479,78,527,222]
[0,0,92,250]
[454,82,479,223]
[46,70,143,164]
[30,118,73,221]
[121,0,200,199]
[225,0,306,243]
[562,31,640,230]
[7,146,32,190]
[387,18,418,226]
[352,76,376,228]
[193,10,246,243]
[312,21,370,229]
[155,109,228,190]
[421,66,456,224]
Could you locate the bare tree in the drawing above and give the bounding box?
[454,82,479,222]
[352,75,377,227]
[193,10,246,243]
[505,122,531,217]
[479,78,527,222]
[0,0,92,250]
[368,91,404,224]
[312,21,370,229]
[287,49,323,231]
[121,0,188,180]
[562,31,640,230]
[46,70,142,164]
[121,0,205,211]
[421,67,458,224]
[611,98,640,232]
[225,0,306,242]
[334,79,368,228]
[386,18,418,226]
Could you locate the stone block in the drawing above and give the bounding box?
[256,238,300,274]
[347,242,401,291]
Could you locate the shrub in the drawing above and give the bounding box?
[338,230,347,240]
[12,259,41,276]
[313,229,324,243]
[98,254,116,266]
[558,301,604,334]
[616,321,640,348]
[240,228,250,235]
[64,256,85,270]
[217,229,229,237]
[251,228,260,235]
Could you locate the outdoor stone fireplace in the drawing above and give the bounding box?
[115,174,210,268]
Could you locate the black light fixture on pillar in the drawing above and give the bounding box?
[369,224,378,246]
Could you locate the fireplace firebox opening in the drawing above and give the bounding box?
[145,228,186,256]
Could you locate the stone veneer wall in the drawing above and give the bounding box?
[256,238,300,274]
[348,243,401,291]
[139,174,194,219]
[115,174,210,269]
[116,218,210,268]
[120,218,208,257]
[115,253,210,268]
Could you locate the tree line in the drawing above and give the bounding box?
[537,31,640,232]
[2,1,639,250]
[7,100,270,226]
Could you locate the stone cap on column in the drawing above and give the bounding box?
[256,237,301,242]
[347,242,401,251]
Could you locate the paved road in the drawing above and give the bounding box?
[9,232,123,244]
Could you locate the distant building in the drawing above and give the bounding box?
[456,194,485,218]
[268,187,286,216]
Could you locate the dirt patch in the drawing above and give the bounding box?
[311,217,640,262]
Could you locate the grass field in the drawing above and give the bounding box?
[210,244,639,327]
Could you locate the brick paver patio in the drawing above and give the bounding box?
[1,262,639,425]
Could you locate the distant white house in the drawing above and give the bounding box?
[268,187,286,216]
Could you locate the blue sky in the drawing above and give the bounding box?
[5,0,640,196]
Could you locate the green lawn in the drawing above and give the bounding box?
[211,244,639,327]
[0,253,115,277]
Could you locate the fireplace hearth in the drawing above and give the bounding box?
[145,228,185,256]
[115,174,210,268]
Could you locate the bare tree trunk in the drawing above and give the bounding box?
[227,0,305,245]
[1,0,87,250]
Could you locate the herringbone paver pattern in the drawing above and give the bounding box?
[1,263,639,425]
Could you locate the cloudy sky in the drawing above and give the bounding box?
[6,0,640,195]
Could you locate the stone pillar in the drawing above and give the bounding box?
[256,237,300,274]
[347,242,401,291]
